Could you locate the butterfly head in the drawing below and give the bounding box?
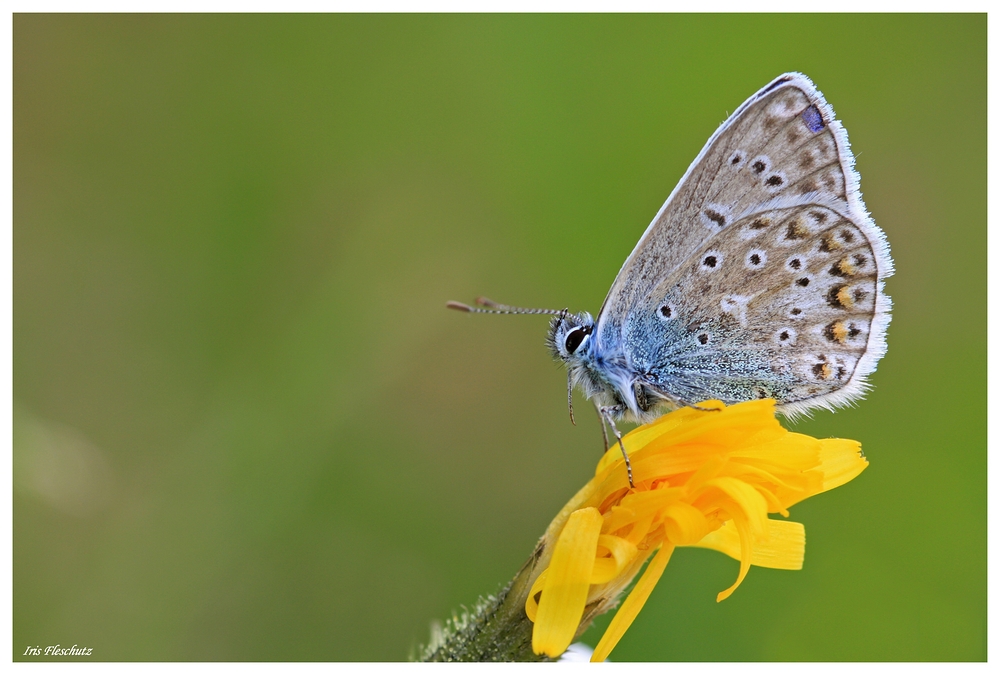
[547,311,596,364]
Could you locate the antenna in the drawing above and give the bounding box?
[446,297,565,316]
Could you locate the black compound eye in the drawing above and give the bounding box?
[564,327,589,354]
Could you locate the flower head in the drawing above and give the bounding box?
[524,399,868,661]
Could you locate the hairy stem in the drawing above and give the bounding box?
[415,542,552,662]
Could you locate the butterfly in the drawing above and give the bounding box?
[449,73,892,486]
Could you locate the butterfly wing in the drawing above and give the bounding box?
[597,73,892,415]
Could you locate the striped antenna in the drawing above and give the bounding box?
[446,297,565,316]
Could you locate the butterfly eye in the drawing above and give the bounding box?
[564,327,590,354]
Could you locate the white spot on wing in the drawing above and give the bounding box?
[720,294,754,328]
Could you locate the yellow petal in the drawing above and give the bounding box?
[589,535,638,584]
[690,518,805,570]
[602,503,638,534]
[662,501,712,546]
[619,513,655,547]
[591,543,675,662]
[715,512,753,602]
[736,432,822,471]
[593,399,781,480]
[818,438,869,492]
[681,454,730,494]
[532,507,604,657]
[616,488,684,522]
[696,476,770,540]
[524,570,547,623]
[589,558,618,585]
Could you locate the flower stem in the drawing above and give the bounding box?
[415,476,618,662]
[416,542,553,662]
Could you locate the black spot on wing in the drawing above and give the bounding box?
[704,209,727,227]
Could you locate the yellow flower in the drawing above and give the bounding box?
[523,399,868,662]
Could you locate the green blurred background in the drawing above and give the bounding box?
[13,14,985,661]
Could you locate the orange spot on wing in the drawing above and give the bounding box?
[820,233,842,252]
[824,321,849,344]
[836,286,855,309]
[837,257,858,275]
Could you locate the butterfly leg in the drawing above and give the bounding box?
[657,389,722,413]
[595,403,610,452]
[599,406,634,489]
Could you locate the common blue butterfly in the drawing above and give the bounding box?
[449,73,892,485]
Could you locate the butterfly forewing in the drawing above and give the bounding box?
[600,73,892,415]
